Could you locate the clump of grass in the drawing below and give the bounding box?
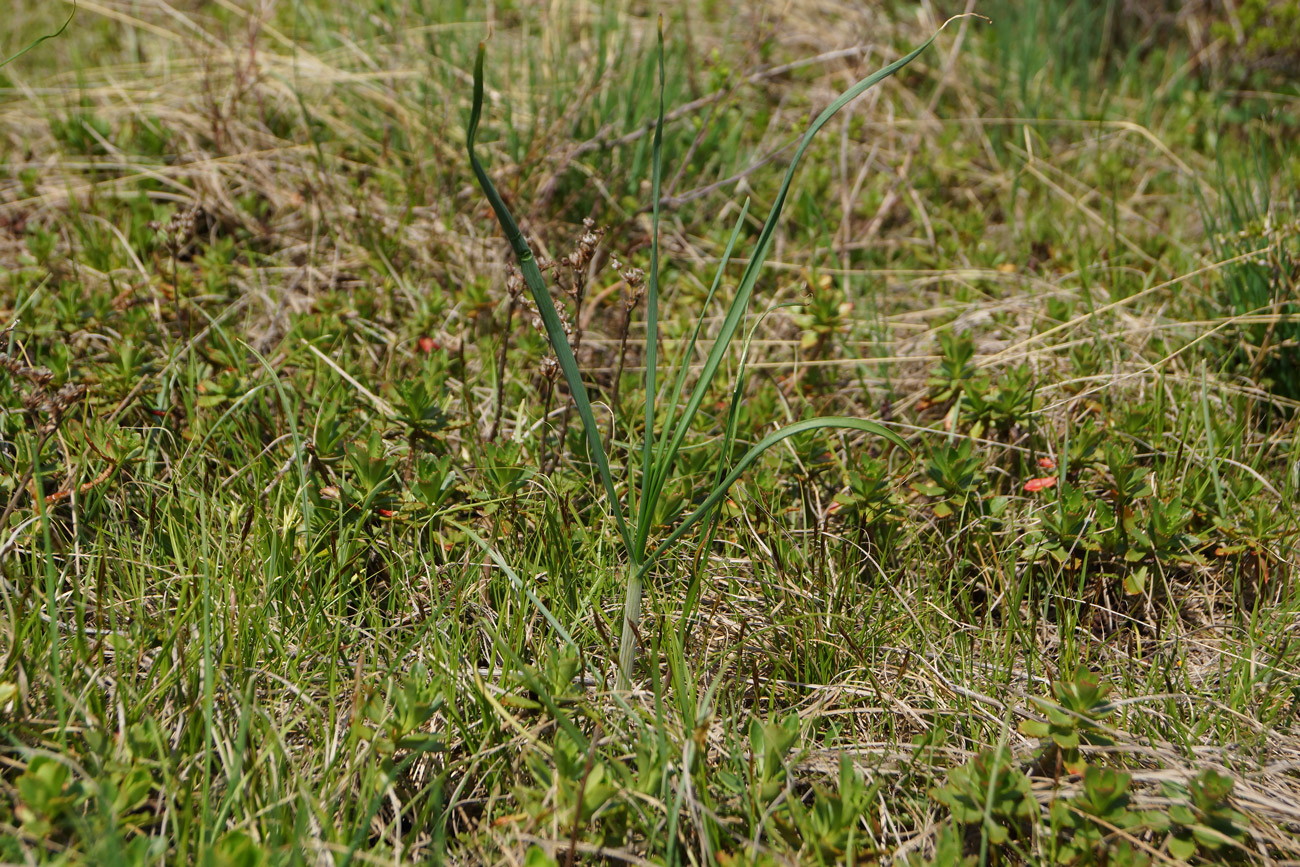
[1204,142,1300,402]
[464,19,959,687]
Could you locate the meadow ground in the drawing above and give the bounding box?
[1,1,1299,864]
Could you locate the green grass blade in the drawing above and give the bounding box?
[0,3,75,70]
[658,201,751,446]
[467,43,632,552]
[636,417,909,581]
[709,300,800,507]
[244,341,313,553]
[649,36,939,523]
[636,20,667,560]
[677,301,795,640]
[639,199,751,555]
[452,520,578,648]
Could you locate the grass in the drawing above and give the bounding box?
[467,19,922,691]
[1,1,1299,864]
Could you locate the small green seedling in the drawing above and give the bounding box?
[1149,769,1250,861]
[906,823,977,867]
[929,746,1036,848]
[1021,667,1116,775]
[786,755,882,863]
[1050,765,1145,864]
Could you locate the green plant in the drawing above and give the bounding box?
[750,713,801,806]
[352,662,444,757]
[1213,0,1300,78]
[391,378,451,447]
[964,364,1038,440]
[14,755,84,837]
[1021,668,1116,775]
[1049,765,1147,865]
[929,746,1037,850]
[792,272,852,358]
[906,823,977,867]
[502,648,583,710]
[410,453,457,512]
[787,755,882,863]
[1029,482,1099,567]
[467,23,932,687]
[1128,494,1205,567]
[915,438,986,518]
[927,331,978,435]
[1149,769,1250,861]
[833,454,906,557]
[517,726,618,831]
[1100,443,1153,559]
[1204,142,1300,401]
[478,439,535,499]
[343,432,399,515]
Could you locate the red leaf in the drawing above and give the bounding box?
[1037,456,1057,469]
[1023,476,1058,493]
[417,336,437,354]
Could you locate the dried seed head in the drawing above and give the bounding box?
[505,267,524,300]
[540,355,560,381]
[565,218,604,271]
[623,266,646,310]
[53,383,87,413]
[0,353,53,388]
[554,302,575,341]
[155,204,200,251]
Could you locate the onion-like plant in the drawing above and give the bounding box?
[467,21,940,689]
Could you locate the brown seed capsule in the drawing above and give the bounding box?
[540,355,560,381]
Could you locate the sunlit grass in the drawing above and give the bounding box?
[0,1,1297,864]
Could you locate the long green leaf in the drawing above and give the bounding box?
[637,199,750,556]
[451,520,578,647]
[467,43,632,552]
[637,21,667,560]
[636,417,908,581]
[0,3,75,70]
[649,36,939,517]
[677,300,797,639]
[654,199,750,458]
